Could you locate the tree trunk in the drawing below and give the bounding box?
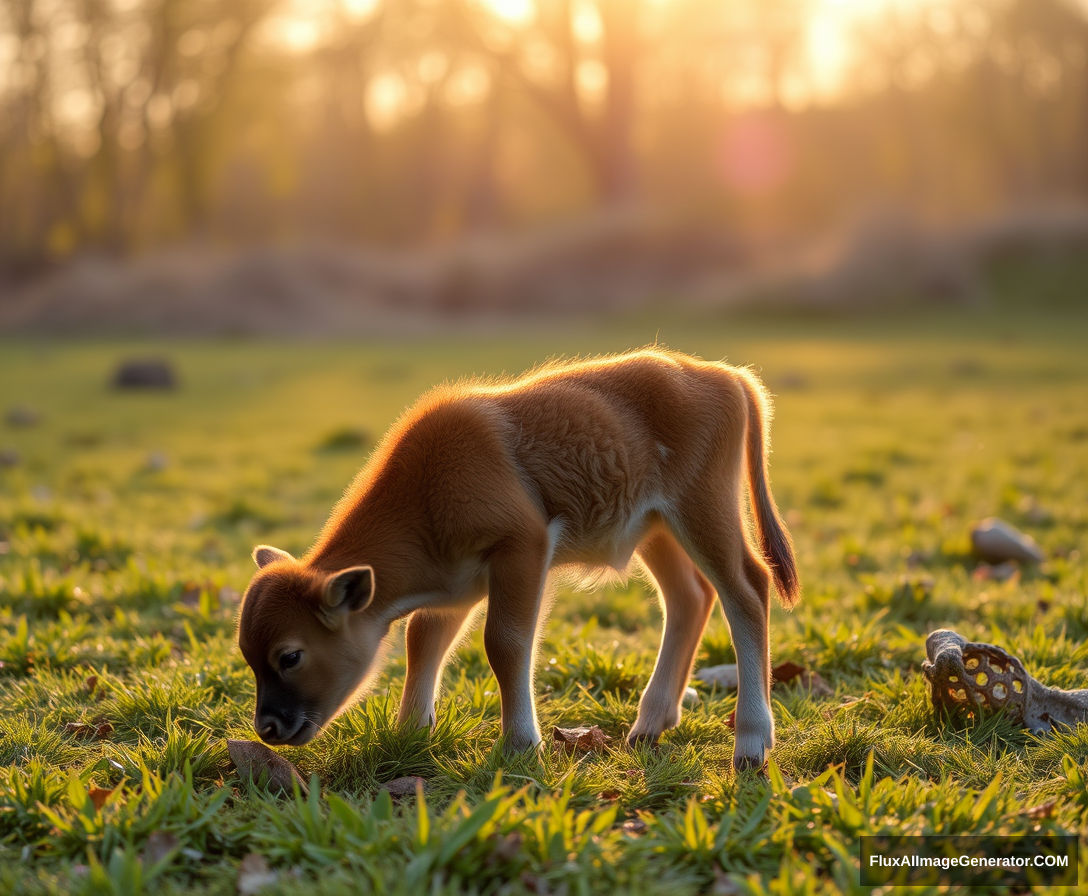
[598,0,638,204]
[466,75,504,229]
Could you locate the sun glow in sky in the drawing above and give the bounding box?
[480,0,535,24]
[478,0,902,103]
[271,0,381,53]
[271,0,911,109]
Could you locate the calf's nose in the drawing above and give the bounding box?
[256,715,282,742]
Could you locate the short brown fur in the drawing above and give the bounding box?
[238,349,799,768]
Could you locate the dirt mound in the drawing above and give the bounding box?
[2,206,1085,336]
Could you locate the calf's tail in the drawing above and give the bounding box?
[739,373,801,607]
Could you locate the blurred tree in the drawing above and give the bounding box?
[1,0,1086,271]
[455,0,642,204]
[0,0,276,266]
[987,0,1088,197]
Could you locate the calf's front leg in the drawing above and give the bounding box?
[399,603,480,728]
[484,537,551,752]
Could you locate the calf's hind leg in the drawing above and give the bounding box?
[679,511,774,771]
[628,528,717,745]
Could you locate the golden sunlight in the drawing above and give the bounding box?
[481,0,535,25]
[805,10,852,99]
[277,18,323,53]
[341,0,380,18]
[802,0,906,102]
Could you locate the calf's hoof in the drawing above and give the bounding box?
[626,730,661,748]
[732,752,767,772]
[732,728,771,772]
[500,730,542,754]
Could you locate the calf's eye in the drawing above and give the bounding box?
[280,651,302,670]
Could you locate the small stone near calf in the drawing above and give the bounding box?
[141,831,180,866]
[553,725,612,753]
[970,517,1044,564]
[111,359,177,390]
[5,405,41,427]
[380,776,427,798]
[316,427,372,452]
[693,664,739,691]
[1017,496,1052,525]
[237,854,278,896]
[227,739,308,796]
[776,371,809,391]
[682,686,700,706]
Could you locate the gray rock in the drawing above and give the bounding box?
[5,406,41,427]
[692,663,739,691]
[226,739,308,796]
[111,359,177,390]
[970,517,1044,564]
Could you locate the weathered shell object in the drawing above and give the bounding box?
[922,629,1088,734]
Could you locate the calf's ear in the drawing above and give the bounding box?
[320,566,375,626]
[253,545,295,568]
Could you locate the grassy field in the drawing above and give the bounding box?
[2,256,1088,894]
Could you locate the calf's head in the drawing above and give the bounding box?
[237,545,385,746]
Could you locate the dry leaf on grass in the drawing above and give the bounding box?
[227,739,308,796]
[379,776,427,798]
[1023,801,1057,820]
[553,725,612,753]
[88,787,114,810]
[771,661,805,684]
[772,662,833,698]
[237,853,278,896]
[65,720,113,739]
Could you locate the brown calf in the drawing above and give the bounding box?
[237,349,799,769]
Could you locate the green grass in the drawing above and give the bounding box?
[2,256,1088,894]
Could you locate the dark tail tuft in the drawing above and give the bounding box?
[739,373,801,607]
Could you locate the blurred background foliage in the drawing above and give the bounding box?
[2,0,1086,275]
